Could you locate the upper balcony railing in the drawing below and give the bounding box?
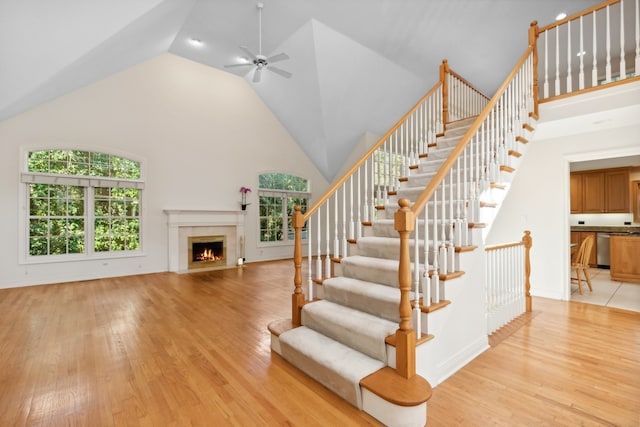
[533,0,640,103]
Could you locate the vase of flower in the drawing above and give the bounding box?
[240,186,251,210]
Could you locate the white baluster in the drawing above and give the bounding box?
[456,156,463,247]
[308,221,313,301]
[606,5,612,82]
[432,187,440,303]
[592,10,598,87]
[555,26,561,95]
[349,176,354,240]
[635,0,640,74]
[439,241,447,276]
[620,0,626,79]
[448,241,455,274]
[356,168,362,239]
[566,20,572,93]
[325,202,331,277]
[422,205,431,308]
[333,192,339,259]
[341,183,347,259]
[363,158,369,223]
[544,30,550,98]
[449,168,454,248]
[579,16,585,90]
[413,217,421,336]
[316,209,322,280]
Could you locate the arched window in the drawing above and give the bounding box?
[22,149,144,258]
[258,173,309,244]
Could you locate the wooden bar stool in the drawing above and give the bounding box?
[571,235,594,294]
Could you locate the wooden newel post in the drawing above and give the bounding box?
[440,59,450,130]
[292,205,306,326]
[529,21,539,118]
[394,199,416,379]
[522,230,532,312]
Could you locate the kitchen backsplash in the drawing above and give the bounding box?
[569,213,636,226]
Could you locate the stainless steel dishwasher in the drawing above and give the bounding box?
[596,233,611,268]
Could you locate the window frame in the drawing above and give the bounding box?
[257,173,310,248]
[18,147,146,264]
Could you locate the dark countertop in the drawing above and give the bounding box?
[571,225,640,234]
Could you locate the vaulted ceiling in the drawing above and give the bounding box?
[1,0,601,180]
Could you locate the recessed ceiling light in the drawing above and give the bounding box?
[576,51,587,57]
[188,38,203,47]
[555,12,567,21]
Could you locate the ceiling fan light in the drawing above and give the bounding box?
[555,12,567,21]
[188,38,203,47]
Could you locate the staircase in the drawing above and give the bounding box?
[269,49,537,426]
[264,1,640,423]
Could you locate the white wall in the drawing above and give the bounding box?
[0,53,329,288]
[487,123,640,300]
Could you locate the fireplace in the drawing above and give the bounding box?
[188,235,226,269]
[164,209,246,272]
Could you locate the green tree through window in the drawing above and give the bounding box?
[258,173,309,244]
[24,149,143,257]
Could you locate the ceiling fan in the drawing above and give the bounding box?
[224,2,292,83]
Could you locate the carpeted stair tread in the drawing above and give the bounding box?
[357,236,425,262]
[341,255,424,287]
[302,300,398,362]
[323,276,414,323]
[278,325,386,409]
[372,219,443,238]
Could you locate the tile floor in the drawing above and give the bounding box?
[570,268,640,312]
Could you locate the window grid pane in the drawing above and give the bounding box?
[26,150,142,258]
[258,173,309,244]
[94,187,140,252]
[259,195,283,242]
[28,149,140,179]
[28,183,85,256]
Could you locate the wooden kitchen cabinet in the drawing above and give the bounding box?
[634,180,640,223]
[605,169,630,212]
[570,167,630,213]
[571,231,597,267]
[570,173,584,213]
[610,235,640,284]
[582,171,605,212]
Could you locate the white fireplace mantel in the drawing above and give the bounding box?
[164,209,246,272]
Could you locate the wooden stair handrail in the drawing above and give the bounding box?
[394,45,534,377]
[300,61,486,222]
[537,0,620,34]
[406,45,535,219]
[300,80,442,222]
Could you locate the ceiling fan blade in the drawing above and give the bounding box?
[224,63,254,68]
[239,46,258,61]
[266,66,292,79]
[253,67,263,83]
[266,52,289,64]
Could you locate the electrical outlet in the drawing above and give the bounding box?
[578,221,585,225]
[624,221,631,225]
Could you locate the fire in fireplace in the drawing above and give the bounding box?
[188,235,226,269]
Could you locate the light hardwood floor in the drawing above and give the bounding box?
[0,260,638,426]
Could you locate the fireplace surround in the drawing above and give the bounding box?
[188,235,226,269]
[164,210,246,272]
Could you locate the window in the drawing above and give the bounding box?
[22,149,144,259]
[374,149,405,187]
[258,173,309,244]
